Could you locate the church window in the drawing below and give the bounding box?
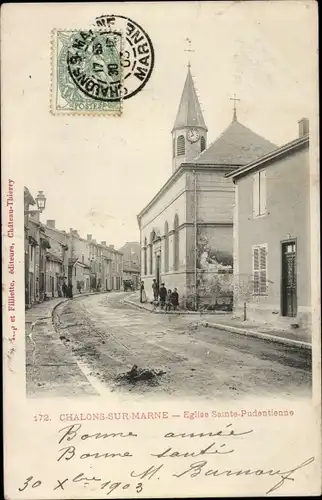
[173,214,179,271]
[177,135,185,156]
[144,237,147,275]
[201,136,206,152]
[164,221,169,272]
[172,139,175,158]
[149,232,153,274]
[253,170,267,217]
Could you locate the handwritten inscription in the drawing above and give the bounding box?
[16,422,315,496]
[171,457,315,494]
[57,424,137,462]
[18,474,143,496]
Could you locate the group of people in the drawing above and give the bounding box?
[139,279,179,311]
[62,281,73,299]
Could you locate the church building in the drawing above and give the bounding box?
[137,65,277,307]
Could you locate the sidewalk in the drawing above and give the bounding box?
[124,292,311,349]
[25,296,99,397]
[200,315,311,349]
[124,292,230,315]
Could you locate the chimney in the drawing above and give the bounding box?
[109,244,115,249]
[101,241,107,246]
[298,118,309,137]
[87,234,92,241]
[92,239,97,244]
[70,228,73,233]
[46,220,55,228]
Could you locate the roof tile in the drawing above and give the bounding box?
[194,119,277,165]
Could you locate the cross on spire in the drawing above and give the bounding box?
[185,38,195,68]
[230,93,240,121]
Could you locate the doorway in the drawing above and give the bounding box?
[281,240,297,317]
[155,254,161,288]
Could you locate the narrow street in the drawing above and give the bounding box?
[29,292,310,400]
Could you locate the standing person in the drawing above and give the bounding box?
[165,289,172,312]
[67,282,73,299]
[159,283,167,309]
[140,280,147,303]
[171,287,179,311]
[62,281,67,298]
[152,279,159,302]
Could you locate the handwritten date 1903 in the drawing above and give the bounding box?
[18,473,144,496]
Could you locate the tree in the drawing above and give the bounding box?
[233,273,272,320]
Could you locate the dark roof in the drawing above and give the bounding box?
[172,66,207,132]
[194,119,277,165]
[123,266,140,274]
[24,186,36,205]
[68,257,91,269]
[118,242,140,252]
[46,252,63,263]
[228,133,309,180]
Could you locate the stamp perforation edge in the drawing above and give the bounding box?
[50,28,124,117]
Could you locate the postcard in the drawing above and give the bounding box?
[1,1,321,498]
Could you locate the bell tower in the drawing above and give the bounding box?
[172,64,208,172]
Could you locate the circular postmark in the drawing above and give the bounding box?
[67,30,123,102]
[94,15,155,99]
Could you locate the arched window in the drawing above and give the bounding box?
[143,237,147,275]
[201,136,206,152]
[164,221,169,272]
[177,135,185,156]
[172,139,175,158]
[149,232,153,275]
[173,214,179,271]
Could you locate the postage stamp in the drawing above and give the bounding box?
[94,15,155,99]
[51,29,123,115]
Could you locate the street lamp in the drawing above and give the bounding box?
[35,191,47,213]
[24,190,47,216]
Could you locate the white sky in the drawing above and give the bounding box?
[3,1,317,248]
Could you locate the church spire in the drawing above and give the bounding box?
[172,64,208,172]
[172,66,207,132]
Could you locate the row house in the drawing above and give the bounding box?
[24,187,36,308]
[24,190,124,308]
[70,232,123,293]
[229,118,311,331]
[118,242,141,288]
[43,220,69,296]
[122,263,140,289]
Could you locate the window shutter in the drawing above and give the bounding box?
[259,170,267,215]
[253,173,259,217]
[259,246,267,294]
[177,136,185,156]
[252,246,260,294]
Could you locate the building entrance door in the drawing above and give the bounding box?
[155,254,161,288]
[281,241,297,317]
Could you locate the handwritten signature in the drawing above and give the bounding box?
[171,456,315,494]
[16,423,315,496]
